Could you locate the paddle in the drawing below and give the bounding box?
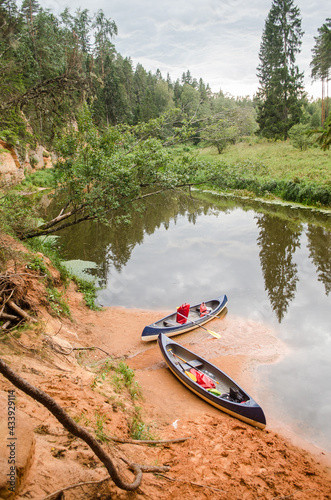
[168,350,219,385]
[176,310,221,339]
[178,361,197,382]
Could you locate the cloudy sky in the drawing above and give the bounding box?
[39,0,329,98]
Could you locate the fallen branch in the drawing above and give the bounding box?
[111,436,191,445]
[8,299,37,323]
[0,357,142,491]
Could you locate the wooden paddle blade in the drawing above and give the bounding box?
[185,371,197,382]
[207,329,221,339]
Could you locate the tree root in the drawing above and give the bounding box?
[0,357,142,491]
[0,274,38,329]
[8,299,37,322]
[45,338,114,358]
[42,478,110,500]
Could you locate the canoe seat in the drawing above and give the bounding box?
[188,359,203,368]
[163,320,178,327]
[180,360,203,371]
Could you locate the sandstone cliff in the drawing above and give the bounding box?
[0,140,53,185]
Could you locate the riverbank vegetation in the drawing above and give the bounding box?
[1,0,331,239]
[196,139,331,208]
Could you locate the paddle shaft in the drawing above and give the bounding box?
[169,350,219,384]
[176,310,220,338]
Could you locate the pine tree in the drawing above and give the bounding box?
[256,0,305,140]
[310,18,331,125]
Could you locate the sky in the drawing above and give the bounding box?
[36,0,329,99]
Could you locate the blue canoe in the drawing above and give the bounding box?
[158,333,266,429]
[141,294,228,342]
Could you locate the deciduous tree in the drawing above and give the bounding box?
[21,106,204,239]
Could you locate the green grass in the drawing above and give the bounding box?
[198,139,331,185]
[192,139,331,208]
[13,168,54,190]
[88,357,156,441]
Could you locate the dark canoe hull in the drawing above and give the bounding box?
[158,333,266,429]
[141,294,228,342]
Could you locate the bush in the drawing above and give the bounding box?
[0,193,38,238]
[288,124,314,151]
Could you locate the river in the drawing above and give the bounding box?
[47,189,331,453]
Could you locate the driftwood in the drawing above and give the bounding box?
[0,357,142,491]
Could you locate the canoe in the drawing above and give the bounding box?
[158,333,266,429]
[141,294,228,342]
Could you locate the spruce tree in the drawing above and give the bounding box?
[256,0,304,140]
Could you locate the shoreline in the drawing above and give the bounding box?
[2,288,330,499]
[67,296,331,467]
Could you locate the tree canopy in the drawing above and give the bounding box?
[21,106,209,239]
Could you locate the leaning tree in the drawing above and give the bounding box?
[256,0,305,140]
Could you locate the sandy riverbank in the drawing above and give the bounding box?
[1,281,331,499]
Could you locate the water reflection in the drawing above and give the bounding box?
[46,190,331,451]
[48,190,331,321]
[256,214,302,322]
[307,225,331,295]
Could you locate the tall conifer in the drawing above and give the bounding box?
[256,0,304,140]
[310,19,331,125]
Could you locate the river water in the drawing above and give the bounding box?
[48,190,331,453]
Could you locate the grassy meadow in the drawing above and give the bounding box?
[198,139,331,184]
[177,138,331,208]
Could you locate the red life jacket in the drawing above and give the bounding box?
[189,369,216,389]
[200,302,207,317]
[176,303,190,324]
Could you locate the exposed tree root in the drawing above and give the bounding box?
[0,357,143,491]
[42,478,110,500]
[0,272,39,329]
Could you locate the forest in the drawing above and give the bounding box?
[1,0,330,151]
[0,0,331,241]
